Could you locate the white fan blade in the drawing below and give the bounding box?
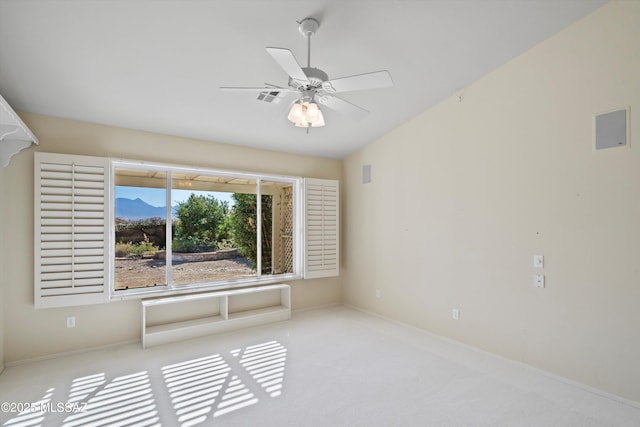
[322,70,393,93]
[266,47,310,86]
[220,86,295,93]
[317,95,369,120]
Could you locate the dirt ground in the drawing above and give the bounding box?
[115,257,256,289]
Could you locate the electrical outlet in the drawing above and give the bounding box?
[375,289,381,299]
[66,316,76,328]
[452,309,460,320]
[533,274,545,288]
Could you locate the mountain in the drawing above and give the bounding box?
[115,198,166,221]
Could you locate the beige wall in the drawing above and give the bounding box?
[2,113,341,363]
[343,1,640,404]
[0,164,5,373]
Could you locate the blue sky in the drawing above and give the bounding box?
[115,187,235,208]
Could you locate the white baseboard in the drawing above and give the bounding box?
[292,302,340,314]
[4,339,140,368]
[344,303,640,410]
[4,303,338,367]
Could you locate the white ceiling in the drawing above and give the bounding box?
[0,0,607,159]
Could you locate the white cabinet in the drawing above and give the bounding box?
[141,284,291,348]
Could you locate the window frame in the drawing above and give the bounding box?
[109,158,304,301]
[34,152,339,309]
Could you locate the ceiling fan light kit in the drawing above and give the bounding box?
[288,98,325,128]
[221,16,393,131]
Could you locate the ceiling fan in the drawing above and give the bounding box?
[221,17,393,131]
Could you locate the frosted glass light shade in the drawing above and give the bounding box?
[287,103,304,122]
[288,100,325,127]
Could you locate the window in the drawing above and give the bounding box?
[34,153,337,308]
[114,168,168,290]
[112,162,300,294]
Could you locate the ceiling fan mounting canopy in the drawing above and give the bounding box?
[298,17,319,38]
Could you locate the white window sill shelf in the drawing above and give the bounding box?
[110,273,301,302]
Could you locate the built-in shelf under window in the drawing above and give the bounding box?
[141,284,291,348]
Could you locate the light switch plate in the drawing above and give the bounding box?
[533,255,544,268]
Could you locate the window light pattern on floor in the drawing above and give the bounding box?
[161,353,256,425]
[62,371,158,427]
[66,374,106,404]
[2,373,158,427]
[2,388,55,427]
[234,340,287,397]
[1,341,287,427]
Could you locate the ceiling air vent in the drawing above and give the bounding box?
[257,91,284,104]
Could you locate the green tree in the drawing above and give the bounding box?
[174,194,229,248]
[230,193,272,273]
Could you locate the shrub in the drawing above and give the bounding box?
[115,242,132,257]
[172,236,199,253]
[114,218,166,248]
[229,193,272,273]
[217,239,235,251]
[172,236,217,253]
[174,194,229,245]
[130,234,159,256]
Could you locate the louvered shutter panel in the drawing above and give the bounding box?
[34,152,110,308]
[304,178,339,279]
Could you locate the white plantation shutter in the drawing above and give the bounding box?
[304,178,339,279]
[34,152,110,308]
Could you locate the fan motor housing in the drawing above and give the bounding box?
[289,67,328,89]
